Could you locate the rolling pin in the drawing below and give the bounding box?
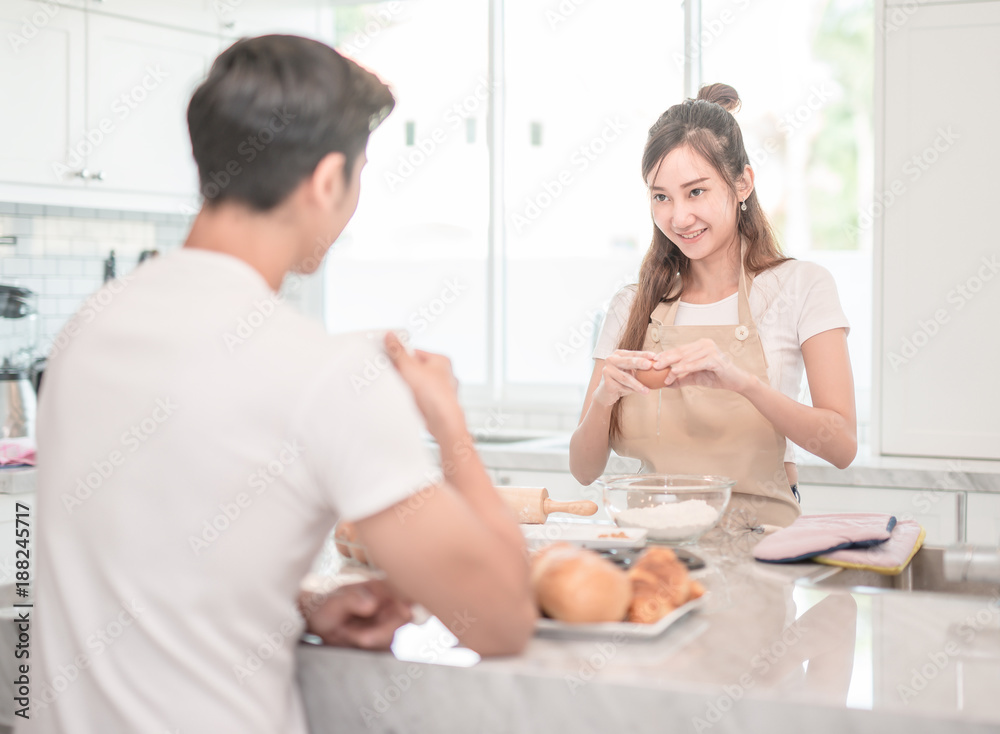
[497,486,598,524]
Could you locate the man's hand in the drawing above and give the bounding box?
[385,331,466,441]
[300,580,413,651]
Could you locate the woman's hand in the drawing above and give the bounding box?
[592,349,660,407]
[385,331,466,441]
[654,338,756,393]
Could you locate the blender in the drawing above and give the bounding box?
[0,285,40,438]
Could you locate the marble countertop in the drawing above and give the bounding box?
[462,433,1000,493]
[297,542,1000,734]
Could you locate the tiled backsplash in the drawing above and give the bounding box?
[0,202,191,356]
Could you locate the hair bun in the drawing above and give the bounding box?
[696,83,741,113]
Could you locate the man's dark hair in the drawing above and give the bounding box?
[187,35,394,211]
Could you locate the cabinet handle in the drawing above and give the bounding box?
[73,169,105,182]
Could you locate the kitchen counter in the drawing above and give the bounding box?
[467,432,1000,494]
[296,543,1000,734]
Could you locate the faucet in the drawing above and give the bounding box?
[943,544,1000,584]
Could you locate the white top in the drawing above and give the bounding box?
[592,259,850,464]
[673,292,738,326]
[29,250,437,734]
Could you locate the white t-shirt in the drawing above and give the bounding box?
[592,259,850,463]
[27,249,437,734]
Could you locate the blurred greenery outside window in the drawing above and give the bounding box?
[324,0,874,427]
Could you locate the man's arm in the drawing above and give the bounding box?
[352,333,536,656]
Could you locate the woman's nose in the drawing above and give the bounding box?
[671,201,695,230]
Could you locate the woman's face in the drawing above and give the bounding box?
[647,144,746,266]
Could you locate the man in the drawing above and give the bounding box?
[28,35,534,733]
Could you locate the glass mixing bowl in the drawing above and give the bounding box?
[599,474,734,545]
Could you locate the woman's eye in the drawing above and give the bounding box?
[653,194,668,202]
[690,188,705,197]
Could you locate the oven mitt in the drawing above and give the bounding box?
[753,513,897,563]
[814,520,925,575]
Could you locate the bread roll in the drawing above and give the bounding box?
[531,542,631,623]
[627,546,700,624]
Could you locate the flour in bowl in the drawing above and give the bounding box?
[615,499,719,541]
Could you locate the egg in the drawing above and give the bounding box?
[634,366,672,389]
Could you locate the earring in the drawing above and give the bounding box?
[740,200,747,212]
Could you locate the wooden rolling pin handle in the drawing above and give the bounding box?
[542,499,598,517]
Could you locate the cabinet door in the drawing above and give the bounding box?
[217,0,329,41]
[84,13,222,199]
[798,484,959,545]
[88,0,222,34]
[966,493,1000,545]
[0,1,86,187]
[879,2,1000,459]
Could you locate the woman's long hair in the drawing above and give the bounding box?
[609,83,788,439]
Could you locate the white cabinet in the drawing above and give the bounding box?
[798,484,959,545]
[0,1,86,188]
[216,0,335,43]
[88,0,222,34]
[83,13,221,198]
[0,1,224,210]
[877,1,1000,460]
[966,493,1000,545]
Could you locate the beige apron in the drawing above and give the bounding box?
[611,257,801,529]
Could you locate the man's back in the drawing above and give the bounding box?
[28,248,434,732]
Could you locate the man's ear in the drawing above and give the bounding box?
[736,164,755,203]
[309,151,348,210]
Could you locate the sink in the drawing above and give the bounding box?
[796,546,1000,597]
[469,431,555,444]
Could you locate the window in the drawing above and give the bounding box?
[324,0,873,427]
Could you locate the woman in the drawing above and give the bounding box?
[569,83,857,530]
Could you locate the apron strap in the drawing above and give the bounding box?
[650,300,672,326]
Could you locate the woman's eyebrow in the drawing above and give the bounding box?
[650,177,709,192]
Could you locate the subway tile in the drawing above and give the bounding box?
[44,205,73,217]
[69,239,101,257]
[43,316,68,336]
[58,297,84,317]
[1,259,32,277]
[15,238,35,257]
[95,208,120,220]
[45,278,72,295]
[19,278,46,295]
[81,260,104,278]
[56,259,85,277]
[31,259,61,277]
[79,220,108,240]
[43,239,74,257]
[70,208,98,219]
[120,210,146,221]
[4,218,33,237]
[15,204,44,216]
[0,203,16,215]
[38,296,61,316]
[71,279,99,297]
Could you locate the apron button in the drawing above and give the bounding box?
[650,327,660,343]
[735,325,749,341]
